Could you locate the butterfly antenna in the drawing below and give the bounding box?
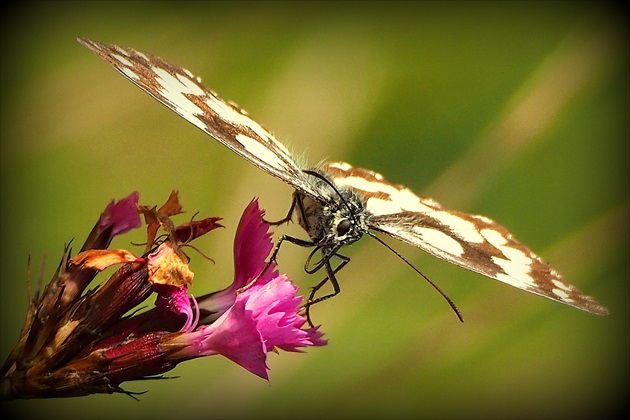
[366,231,464,323]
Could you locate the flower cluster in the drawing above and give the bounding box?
[0,192,325,399]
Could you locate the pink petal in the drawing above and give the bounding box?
[100,191,142,237]
[196,199,276,323]
[153,284,197,332]
[232,199,276,290]
[192,300,269,380]
[241,275,328,351]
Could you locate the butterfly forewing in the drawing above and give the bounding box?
[77,37,329,204]
[322,162,608,315]
[79,38,608,317]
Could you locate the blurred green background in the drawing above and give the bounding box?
[1,1,627,418]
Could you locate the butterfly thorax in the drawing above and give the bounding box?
[294,171,368,255]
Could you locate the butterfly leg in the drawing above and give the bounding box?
[269,234,315,264]
[264,196,298,226]
[245,234,312,287]
[305,253,350,327]
[237,234,314,294]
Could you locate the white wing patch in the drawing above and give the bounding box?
[366,196,408,216]
[234,133,291,172]
[432,211,485,244]
[154,68,207,122]
[413,226,465,257]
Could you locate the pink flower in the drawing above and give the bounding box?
[160,199,327,380]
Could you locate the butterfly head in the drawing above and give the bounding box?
[297,169,369,255]
[322,190,368,248]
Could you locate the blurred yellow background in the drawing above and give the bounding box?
[1,2,627,418]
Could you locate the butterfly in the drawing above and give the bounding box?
[78,37,608,323]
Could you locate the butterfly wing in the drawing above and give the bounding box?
[322,162,608,315]
[78,37,329,203]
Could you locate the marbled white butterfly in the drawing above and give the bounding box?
[78,37,608,322]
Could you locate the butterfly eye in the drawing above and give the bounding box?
[336,219,352,236]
